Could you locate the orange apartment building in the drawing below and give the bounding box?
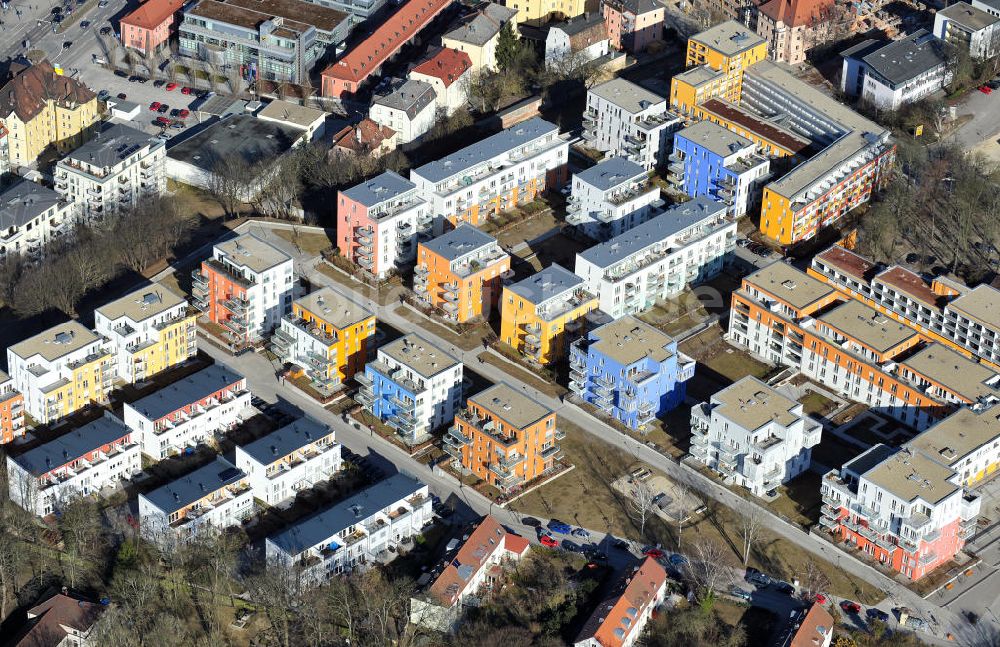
[728,262,1000,431]
[443,383,563,494]
[120,0,188,56]
[414,225,512,323]
[0,371,25,445]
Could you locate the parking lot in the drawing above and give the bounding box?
[85,65,212,136]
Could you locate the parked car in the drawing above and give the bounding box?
[814,593,828,605]
[100,26,112,35]
[561,539,580,552]
[775,581,795,595]
[153,80,166,88]
[98,0,108,5]
[157,104,170,113]
[979,85,993,95]
[181,86,193,95]
[728,586,752,602]
[521,516,541,527]
[745,568,771,587]
[643,547,664,559]
[840,600,861,614]
[612,539,631,551]
[166,82,177,91]
[539,534,558,547]
[117,92,127,100]
[97,90,110,101]
[668,554,688,567]
[170,121,185,129]
[149,101,161,111]
[547,520,572,534]
[866,608,890,623]
[154,116,171,127]
[79,20,89,28]
[178,109,189,119]
[571,528,590,539]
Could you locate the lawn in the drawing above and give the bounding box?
[811,434,867,470]
[271,228,335,256]
[316,262,398,306]
[482,205,560,249]
[770,471,823,528]
[680,326,775,384]
[392,306,492,351]
[799,390,838,417]
[478,351,566,398]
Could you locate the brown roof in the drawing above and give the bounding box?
[331,118,395,153]
[875,266,942,309]
[120,0,185,30]
[412,48,472,89]
[14,594,104,647]
[576,557,667,647]
[0,61,96,123]
[188,0,347,34]
[758,0,835,27]
[815,244,878,282]
[700,98,811,154]
[789,602,834,647]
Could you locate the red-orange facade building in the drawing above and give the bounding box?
[0,371,24,445]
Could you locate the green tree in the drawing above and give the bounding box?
[495,22,520,72]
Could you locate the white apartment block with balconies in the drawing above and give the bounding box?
[7,412,140,517]
[690,376,821,496]
[566,156,663,241]
[582,77,683,170]
[54,123,166,222]
[0,179,76,261]
[265,473,432,584]
[574,196,734,319]
[234,416,343,506]
[123,364,252,460]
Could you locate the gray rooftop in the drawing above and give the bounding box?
[589,77,665,113]
[9,321,102,363]
[817,300,918,354]
[948,284,1000,330]
[215,232,291,274]
[908,405,1000,466]
[342,170,417,208]
[443,2,517,46]
[110,98,140,113]
[373,79,436,119]
[421,224,498,262]
[899,344,1000,404]
[239,416,334,466]
[577,196,727,268]
[268,473,425,556]
[849,30,947,86]
[507,263,584,305]
[0,179,63,230]
[690,20,765,56]
[411,117,559,184]
[293,287,372,328]
[676,119,754,158]
[605,0,661,14]
[863,446,959,504]
[62,122,157,168]
[142,455,246,515]
[167,114,300,172]
[588,316,675,366]
[743,262,835,311]
[711,376,800,431]
[96,283,187,324]
[127,364,245,421]
[469,383,554,429]
[256,99,328,129]
[673,65,723,87]
[574,156,647,192]
[14,413,131,476]
[378,333,460,378]
[553,11,606,37]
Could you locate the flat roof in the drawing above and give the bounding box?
[9,321,102,362]
[62,122,156,168]
[874,266,941,309]
[814,244,878,282]
[342,170,417,207]
[293,287,372,328]
[939,1,1000,30]
[96,283,187,323]
[673,65,723,87]
[215,232,291,274]
[578,196,726,269]
[239,416,333,465]
[689,20,765,56]
[142,456,246,515]
[744,261,836,311]
[908,405,1000,466]
[0,179,63,230]
[900,344,1000,404]
[411,117,559,184]
[699,98,811,154]
[167,114,300,173]
[507,263,584,305]
[818,300,917,354]
[187,0,348,33]
[863,447,959,504]
[588,77,666,113]
[469,383,553,429]
[257,100,328,129]
[267,473,424,556]
[421,224,498,262]
[14,414,131,476]
[676,119,753,158]
[948,284,1000,330]
[588,316,675,366]
[712,376,800,431]
[128,364,244,421]
[574,156,647,192]
[378,333,460,378]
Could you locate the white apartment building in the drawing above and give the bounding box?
[54,123,166,221]
[265,473,431,583]
[7,321,113,425]
[94,283,197,384]
[690,376,822,496]
[138,455,255,544]
[356,333,464,445]
[574,196,735,319]
[934,2,1000,59]
[840,30,951,110]
[369,79,438,145]
[0,178,75,261]
[234,416,342,506]
[409,117,569,231]
[123,364,252,460]
[338,170,431,277]
[7,412,140,517]
[567,156,663,241]
[582,77,683,170]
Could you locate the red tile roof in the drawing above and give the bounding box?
[412,47,472,88]
[576,557,667,647]
[758,0,835,27]
[332,118,395,153]
[789,602,834,647]
[876,266,941,308]
[13,594,104,647]
[0,61,96,123]
[322,0,453,85]
[120,0,186,30]
[816,245,878,282]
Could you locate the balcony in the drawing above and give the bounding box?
[220,295,249,315]
[284,317,338,346]
[540,444,561,460]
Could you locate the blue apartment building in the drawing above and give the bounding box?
[569,316,695,431]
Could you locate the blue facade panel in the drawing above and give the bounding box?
[365,365,417,429]
[673,132,736,205]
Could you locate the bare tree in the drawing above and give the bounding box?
[0,533,22,618]
[800,557,831,602]
[244,559,304,647]
[738,501,764,566]
[299,83,316,107]
[58,496,101,589]
[207,155,253,218]
[463,69,504,113]
[674,472,698,550]
[626,476,658,538]
[683,540,735,605]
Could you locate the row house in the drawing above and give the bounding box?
[123,364,251,460]
[444,383,562,494]
[55,123,166,222]
[139,455,254,543]
[573,556,667,647]
[356,333,464,445]
[499,264,600,366]
[272,287,376,393]
[574,196,734,319]
[192,233,294,349]
[7,412,140,517]
[570,316,694,431]
[414,225,512,323]
[94,283,197,385]
[337,171,431,278]
[690,376,822,496]
[234,416,342,506]
[8,321,113,425]
[409,117,569,230]
[0,371,25,444]
[566,156,663,241]
[410,514,530,632]
[582,78,683,170]
[265,473,431,582]
[809,245,1000,369]
[0,178,75,261]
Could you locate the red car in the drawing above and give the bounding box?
[166,82,177,91]
[840,600,861,614]
[181,86,192,95]
[154,116,171,126]
[177,108,190,119]
[643,548,665,559]
[539,534,558,547]
[814,593,828,605]
[980,85,993,95]
[149,101,161,111]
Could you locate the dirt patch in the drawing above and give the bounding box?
[478,351,566,398]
